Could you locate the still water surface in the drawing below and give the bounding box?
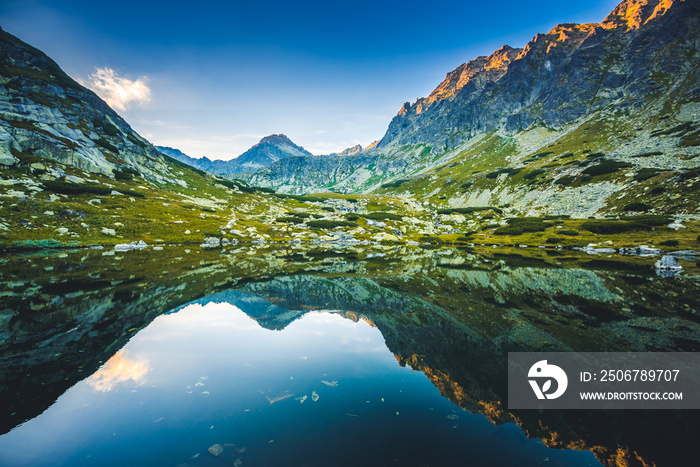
[0,296,598,466]
[0,245,698,466]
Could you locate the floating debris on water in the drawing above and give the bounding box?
[446,415,460,420]
[201,391,210,395]
[153,417,164,423]
[208,444,223,457]
[296,395,308,404]
[311,391,319,402]
[190,453,200,459]
[195,381,204,387]
[234,459,243,467]
[321,380,338,387]
[345,413,358,417]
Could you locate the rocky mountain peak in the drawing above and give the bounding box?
[258,134,293,145]
[398,43,522,118]
[338,144,363,157]
[601,0,677,31]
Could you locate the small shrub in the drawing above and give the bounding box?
[581,160,632,176]
[523,169,546,180]
[306,220,356,229]
[555,175,577,186]
[545,237,563,244]
[365,212,403,221]
[10,147,42,165]
[277,217,304,224]
[42,180,111,196]
[580,216,669,234]
[460,182,473,189]
[633,168,661,182]
[380,179,408,189]
[11,239,65,250]
[344,214,360,221]
[632,151,663,158]
[437,206,503,215]
[659,239,679,247]
[255,186,276,194]
[494,218,547,235]
[94,137,119,154]
[623,202,652,212]
[678,168,700,180]
[650,186,666,195]
[321,206,335,212]
[113,169,133,181]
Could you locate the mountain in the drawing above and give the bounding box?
[0,26,175,180]
[338,144,363,157]
[237,0,700,218]
[0,27,340,249]
[157,134,313,176]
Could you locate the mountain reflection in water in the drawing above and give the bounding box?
[1,245,698,466]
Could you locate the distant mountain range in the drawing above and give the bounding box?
[156,134,313,175]
[156,136,381,176]
[234,0,700,217]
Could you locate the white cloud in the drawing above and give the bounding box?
[82,67,151,111]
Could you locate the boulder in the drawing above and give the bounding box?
[200,237,221,248]
[654,255,682,271]
[114,240,148,252]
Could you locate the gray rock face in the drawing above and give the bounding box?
[0,27,180,182]
[380,0,699,150]
[654,255,682,270]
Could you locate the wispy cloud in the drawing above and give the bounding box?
[82,67,151,111]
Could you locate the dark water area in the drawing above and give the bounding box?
[1,244,699,466]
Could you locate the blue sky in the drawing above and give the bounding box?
[1,0,621,159]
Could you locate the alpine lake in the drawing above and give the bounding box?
[1,243,699,467]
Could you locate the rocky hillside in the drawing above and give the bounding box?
[0,27,180,181]
[0,27,369,249]
[158,134,313,176]
[237,0,700,219]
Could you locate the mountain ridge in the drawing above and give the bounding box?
[235,0,700,219]
[156,133,312,175]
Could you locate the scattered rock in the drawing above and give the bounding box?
[654,255,682,271]
[0,153,17,166]
[56,227,69,235]
[619,245,663,256]
[200,237,221,248]
[207,444,223,457]
[101,227,116,235]
[671,250,700,258]
[114,240,148,252]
